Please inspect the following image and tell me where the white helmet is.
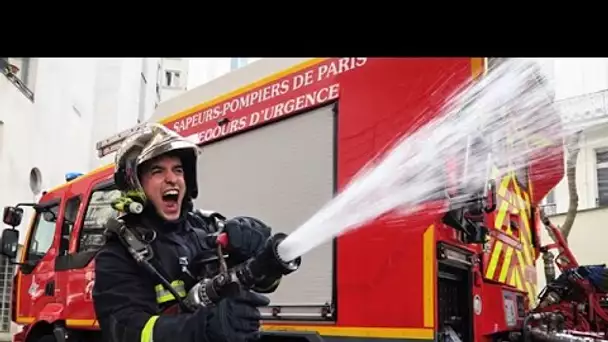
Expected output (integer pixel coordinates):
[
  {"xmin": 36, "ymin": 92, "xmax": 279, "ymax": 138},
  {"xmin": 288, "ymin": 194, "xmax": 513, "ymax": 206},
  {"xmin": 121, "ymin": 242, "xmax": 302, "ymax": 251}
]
[{"xmin": 113, "ymin": 123, "xmax": 200, "ymax": 204}]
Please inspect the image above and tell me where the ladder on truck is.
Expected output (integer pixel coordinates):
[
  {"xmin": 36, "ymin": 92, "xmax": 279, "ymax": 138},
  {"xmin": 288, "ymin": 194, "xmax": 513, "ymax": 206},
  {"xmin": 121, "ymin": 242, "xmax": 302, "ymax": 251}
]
[
  {"xmin": 96, "ymin": 122, "xmax": 149, "ymax": 158},
  {"xmin": 96, "ymin": 123, "xmax": 335, "ymax": 322}
]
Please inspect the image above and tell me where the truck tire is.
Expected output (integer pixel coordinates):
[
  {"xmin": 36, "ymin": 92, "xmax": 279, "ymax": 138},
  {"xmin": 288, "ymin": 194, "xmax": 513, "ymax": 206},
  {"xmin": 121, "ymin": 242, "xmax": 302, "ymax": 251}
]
[{"xmin": 36, "ymin": 335, "xmax": 56, "ymax": 342}]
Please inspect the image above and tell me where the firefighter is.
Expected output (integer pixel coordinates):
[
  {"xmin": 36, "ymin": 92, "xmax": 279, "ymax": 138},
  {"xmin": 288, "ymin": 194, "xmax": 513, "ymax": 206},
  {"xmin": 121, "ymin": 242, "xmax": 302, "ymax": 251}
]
[{"xmin": 92, "ymin": 123, "xmax": 275, "ymax": 342}]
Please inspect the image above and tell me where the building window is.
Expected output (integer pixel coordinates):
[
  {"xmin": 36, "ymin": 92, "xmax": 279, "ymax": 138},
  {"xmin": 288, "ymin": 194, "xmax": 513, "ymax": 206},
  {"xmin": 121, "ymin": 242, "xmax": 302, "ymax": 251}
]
[
  {"xmin": 597, "ymin": 149, "xmax": 608, "ymax": 207},
  {"xmin": 6, "ymin": 58, "xmax": 32, "ymax": 86},
  {"xmin": 542, "ymin": 189, "xmax": 557, "ymax": 215},
  {"xmin": 0, "ymin": 57, "xmax": 35, "ymax": 101},
  {"xmin": 230, "ymin": 58, "xmax": 248, "ymax": 71},
  {"xmin": 164, "ymin": 70, "xmax": 181, "ymax": 88},
  {"xmin": 545, "ymin": 190, "xmax": 556, "ymax": 205}
]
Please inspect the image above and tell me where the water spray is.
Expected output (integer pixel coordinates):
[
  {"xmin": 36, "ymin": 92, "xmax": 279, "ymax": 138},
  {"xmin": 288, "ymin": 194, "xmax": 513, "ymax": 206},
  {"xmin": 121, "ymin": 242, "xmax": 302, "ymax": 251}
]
[
  {"xmin": 156, "ymin": 58, "xmax": 568, "ymax": 312},
  {"xmin": 275, "ymin": 58, "xmax": 566, "ymax": 263}
]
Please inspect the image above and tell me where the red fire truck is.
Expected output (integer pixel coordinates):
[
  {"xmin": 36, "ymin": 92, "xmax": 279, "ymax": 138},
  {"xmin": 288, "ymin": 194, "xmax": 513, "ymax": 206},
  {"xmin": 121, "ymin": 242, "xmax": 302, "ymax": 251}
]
[{"xmin": 0, "ymin": 57, "xmax": 566, "ymax": 342}]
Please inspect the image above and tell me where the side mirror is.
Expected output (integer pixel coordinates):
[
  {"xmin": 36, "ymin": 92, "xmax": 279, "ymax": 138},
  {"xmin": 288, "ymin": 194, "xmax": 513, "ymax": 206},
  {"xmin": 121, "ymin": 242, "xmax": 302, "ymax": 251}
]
[
  {"xmin": 3, "ymin": 206, "xmax": 23, "ymax": 227},
  {"xmin": 0, "ymin": 228, "xmax": 19, "ymax": 259},
  {"xmin": 43, "ymin": 211, "xmax": 56, "ymax": 222}
]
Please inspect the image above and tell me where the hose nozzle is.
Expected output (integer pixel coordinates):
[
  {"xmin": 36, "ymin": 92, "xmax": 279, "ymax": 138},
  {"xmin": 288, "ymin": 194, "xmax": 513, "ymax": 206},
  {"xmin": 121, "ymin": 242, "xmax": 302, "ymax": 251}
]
[
  {"xmin": 247, "ymin": 232, "xmax": 302, "ymax": 279},
  {"xmin": 184, "ymin": 232, "xmax": 302, "ymax": 309}
]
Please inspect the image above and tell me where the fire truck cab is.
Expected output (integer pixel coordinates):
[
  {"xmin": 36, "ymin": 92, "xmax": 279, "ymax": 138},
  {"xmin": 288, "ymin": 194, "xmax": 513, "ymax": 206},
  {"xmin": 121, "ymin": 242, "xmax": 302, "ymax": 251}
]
[{"xmin": 0, "ymin": 57, "xmax": 564, "ymax": 342}]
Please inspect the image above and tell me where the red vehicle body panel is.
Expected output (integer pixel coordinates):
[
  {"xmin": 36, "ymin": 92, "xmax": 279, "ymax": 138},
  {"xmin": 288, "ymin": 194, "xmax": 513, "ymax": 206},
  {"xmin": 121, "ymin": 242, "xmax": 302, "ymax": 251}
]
[
  {"xmin": 14, "ymin": 168, "xmax": 114, "ymax": 332},
  {"xmin": 11, "ymin": 57, "xmax": 564, "ymax": 342}
]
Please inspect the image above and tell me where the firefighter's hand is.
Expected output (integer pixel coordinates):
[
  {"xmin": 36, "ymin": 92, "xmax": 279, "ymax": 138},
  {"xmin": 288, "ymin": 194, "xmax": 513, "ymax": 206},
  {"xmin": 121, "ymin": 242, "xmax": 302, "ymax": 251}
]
[
  {"xmin": 207, "ymin": 289, "xmax": 270, "ymax": 342},
  {"xmin": 223, "ymin": 216, "xmax": 271, "ymax": 261}
]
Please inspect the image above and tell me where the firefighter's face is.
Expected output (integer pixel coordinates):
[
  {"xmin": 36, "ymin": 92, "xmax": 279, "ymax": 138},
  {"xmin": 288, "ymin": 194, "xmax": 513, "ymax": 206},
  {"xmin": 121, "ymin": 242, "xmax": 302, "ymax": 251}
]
[{"xmin": 139, "ymin": 155, "xmax": 186, "ymax": 221}]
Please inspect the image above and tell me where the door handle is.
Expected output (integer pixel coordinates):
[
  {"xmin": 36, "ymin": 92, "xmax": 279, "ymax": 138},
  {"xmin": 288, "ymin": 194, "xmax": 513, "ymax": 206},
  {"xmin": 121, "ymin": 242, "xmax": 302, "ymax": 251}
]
[{"xmin": 45, "ymin": 280, "xmax": 55, "ymax": 296}]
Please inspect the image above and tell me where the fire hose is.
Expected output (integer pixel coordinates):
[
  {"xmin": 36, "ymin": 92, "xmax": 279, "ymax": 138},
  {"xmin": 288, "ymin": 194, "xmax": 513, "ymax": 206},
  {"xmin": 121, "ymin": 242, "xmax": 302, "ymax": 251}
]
[
  {"xmin": 528, "ymin": 329, "xmax": 608, "ymax": 342},
  {"xmin": 519, "ymin": 213, "xmax": 608, "ymax": 342},
  {"xmin": 523, "ymin": 313, "xmax": 608, "ymax": 342}
]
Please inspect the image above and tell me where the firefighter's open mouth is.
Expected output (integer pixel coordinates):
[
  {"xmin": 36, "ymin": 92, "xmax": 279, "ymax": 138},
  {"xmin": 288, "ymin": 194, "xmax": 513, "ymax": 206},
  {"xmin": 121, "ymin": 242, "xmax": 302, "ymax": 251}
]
[{"xmin": 161, "ymin": 189, "xmax": 180, "ymax": 206}]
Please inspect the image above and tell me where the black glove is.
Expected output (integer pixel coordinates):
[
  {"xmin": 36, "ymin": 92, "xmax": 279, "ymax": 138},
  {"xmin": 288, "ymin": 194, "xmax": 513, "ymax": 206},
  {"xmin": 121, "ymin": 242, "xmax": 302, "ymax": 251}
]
[
  {"xmin": 207, "ymin": 289, "xmax": 270, "ymax": 342},
  {"xmin": 224, "ymin": 216, "xmax": 271, "ymax": 262},
  {"xmin": 224, "ymin": 217, "xmax": 282, "ymax": 294}
]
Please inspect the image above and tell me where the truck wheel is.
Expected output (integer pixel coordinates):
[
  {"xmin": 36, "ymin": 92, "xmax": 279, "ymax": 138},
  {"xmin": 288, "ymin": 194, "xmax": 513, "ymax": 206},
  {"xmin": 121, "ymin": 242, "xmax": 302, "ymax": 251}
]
[{"xmin": 36, "ymin": 335, "xmax": 56, "ymax": 342}]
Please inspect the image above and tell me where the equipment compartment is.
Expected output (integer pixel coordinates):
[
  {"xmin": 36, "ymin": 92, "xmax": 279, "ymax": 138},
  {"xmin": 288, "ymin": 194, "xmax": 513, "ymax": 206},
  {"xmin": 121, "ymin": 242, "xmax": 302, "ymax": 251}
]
[{"xmin": 437, "ymin": 243, "xmax": 474, "ymax": 342}]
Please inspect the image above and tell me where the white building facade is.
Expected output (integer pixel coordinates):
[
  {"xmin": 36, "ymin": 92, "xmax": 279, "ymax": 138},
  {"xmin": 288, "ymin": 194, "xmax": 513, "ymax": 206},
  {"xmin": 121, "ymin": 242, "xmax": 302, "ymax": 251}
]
[
  {"xmin": 533, "ymin": 58, "xmax": 608, "ymax": 291},
  {"xmin": 0, "ymin": 57, "xmax": 162, "ymax": 339},
  {"xmin": 186, "ymin": 57, "xmax": 261, "ymax": 89},
  {"xmin": 156, "ymin": 58, "xmax": 189, "ymax": 103},
  {"xmin": 538, "ymin": 58, "xmax": 608, "ymax": 213}
]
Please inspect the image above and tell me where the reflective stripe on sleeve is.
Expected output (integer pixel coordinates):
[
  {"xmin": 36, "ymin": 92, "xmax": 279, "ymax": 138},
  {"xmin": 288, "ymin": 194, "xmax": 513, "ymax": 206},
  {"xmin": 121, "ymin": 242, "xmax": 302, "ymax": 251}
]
[
  {"xmin": 141, "ymin": 315, "xmax": 159, "ymax": 342},
  {"xmin": 154, "ymin": 280, "xmax": 187, "ymax": 304}
]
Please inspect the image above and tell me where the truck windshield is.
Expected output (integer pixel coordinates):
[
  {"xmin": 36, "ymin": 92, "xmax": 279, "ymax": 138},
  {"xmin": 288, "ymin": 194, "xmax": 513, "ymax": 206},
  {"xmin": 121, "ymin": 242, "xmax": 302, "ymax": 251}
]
[{"xmin": 25, "ymin": 204, "xmax": 60, "ymax": 264}]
